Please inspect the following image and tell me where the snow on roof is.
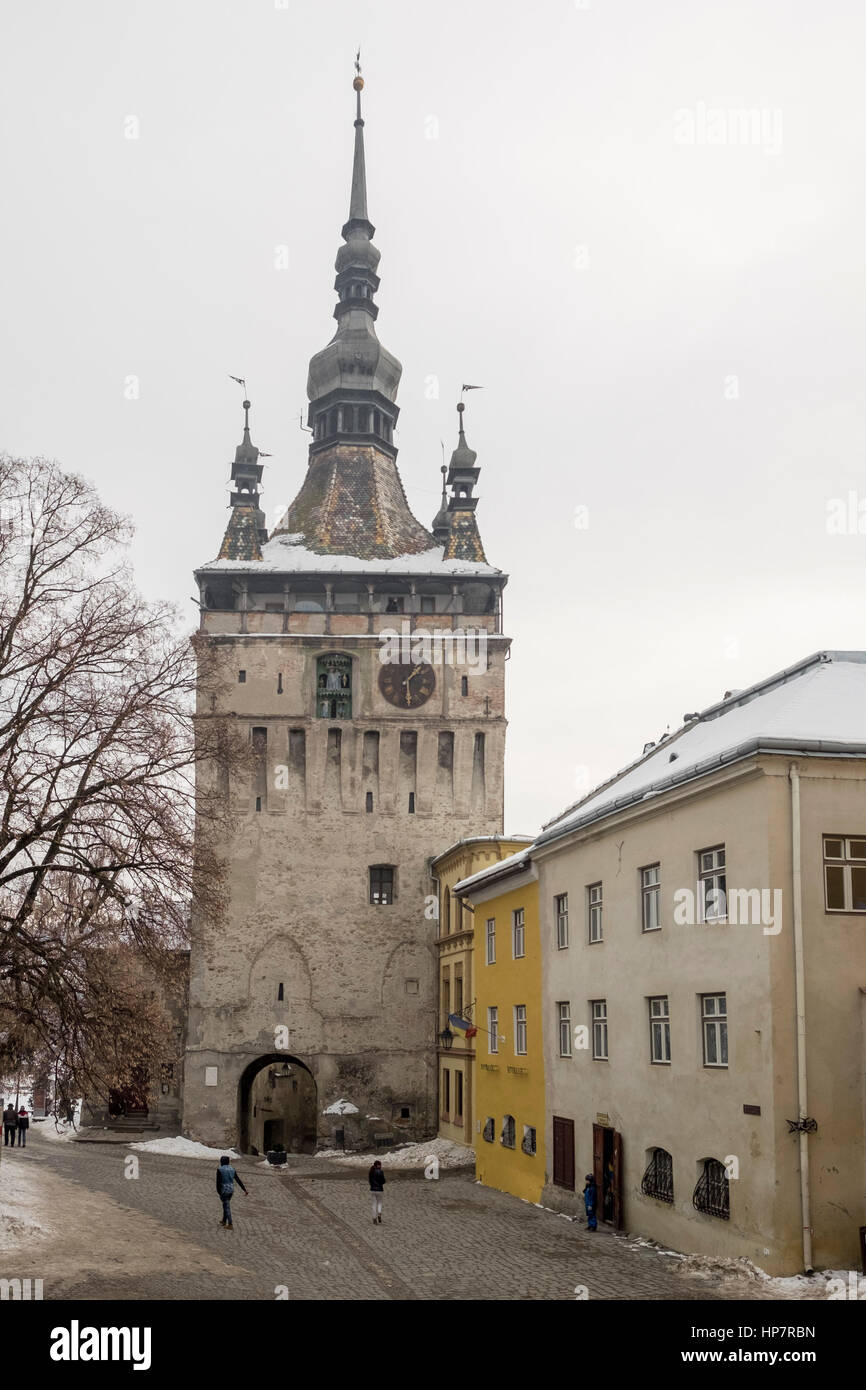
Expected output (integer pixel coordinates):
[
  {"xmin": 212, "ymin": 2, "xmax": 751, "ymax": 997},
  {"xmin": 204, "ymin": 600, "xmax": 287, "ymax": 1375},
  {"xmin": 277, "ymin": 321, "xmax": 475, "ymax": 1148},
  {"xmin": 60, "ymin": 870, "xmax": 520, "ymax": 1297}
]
[
  {"xmin": 538, "ymin": 652, "xmax": 866, "ymax": 848},
  {"xmin": 431, "ymin": 833, "xmax": 534, "ymax": 867},
  {"xmin": 199, "ymin": 533, "xmax": 503, "ymax": 579},
  {"xmin": 454, "ymin": 846, "xmax": 532, "ymax": 895}
]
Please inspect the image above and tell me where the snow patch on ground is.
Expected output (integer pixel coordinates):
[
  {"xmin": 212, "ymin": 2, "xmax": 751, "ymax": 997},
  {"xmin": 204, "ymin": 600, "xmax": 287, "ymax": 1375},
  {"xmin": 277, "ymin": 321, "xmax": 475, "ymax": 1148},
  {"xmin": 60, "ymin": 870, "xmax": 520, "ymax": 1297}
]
[
  {"xmin": 317, "ymin": 1136, "xmax": 473, "ymax": 1168},
  {"xmin": 128, "ymin": 1136, "xmax": 238, "ymax": 1160},
  {"xmin": 623, "ymin": 1236, "xmax": 856, "ymax": 1299},
  {"xmin": 0, "ymin": 1163, "xmax": 54, "ymax": 1246},
  {"xmin": 676, "ymin": 1252, "xmax": 855, "ymax": 1298},
  {"xmin": 32, "ymin": 1119, "xmax": 83, "ymax": 1142}
]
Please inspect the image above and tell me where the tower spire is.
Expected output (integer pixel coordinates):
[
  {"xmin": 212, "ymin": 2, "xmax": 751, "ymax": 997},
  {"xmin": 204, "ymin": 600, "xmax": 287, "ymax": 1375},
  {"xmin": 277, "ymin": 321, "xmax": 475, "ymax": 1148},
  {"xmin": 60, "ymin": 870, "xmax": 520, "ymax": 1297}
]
[
  {"xmin": 303, "ymin": 60, "xmax": 406, "ymax": 473},
  {"xmin": 346, "ymin": 51, "xmax": 371, "ymax": 232},
  {"xmin": 218, "ymin": 393, "xmax": 268, "ymax": 562},
  {"xmin": 443, "ymin": 400, "xmax": 487, "ymax": 562},
  {"xmin": 432, "ymin": 463, "xmax": 450, "ymax": 543}
]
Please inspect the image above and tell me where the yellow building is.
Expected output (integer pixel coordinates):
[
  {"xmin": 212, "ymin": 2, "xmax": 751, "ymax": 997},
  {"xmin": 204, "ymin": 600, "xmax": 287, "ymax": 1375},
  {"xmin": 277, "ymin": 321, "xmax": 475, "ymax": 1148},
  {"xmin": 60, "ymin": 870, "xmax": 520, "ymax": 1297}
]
[
  {"xmin": 454, "ymin": 849, "xmax": 545, "ymax": 1203},
  {"xmin": 432, "ymin": 837, "xmax": 532, "ymax": 1148}
]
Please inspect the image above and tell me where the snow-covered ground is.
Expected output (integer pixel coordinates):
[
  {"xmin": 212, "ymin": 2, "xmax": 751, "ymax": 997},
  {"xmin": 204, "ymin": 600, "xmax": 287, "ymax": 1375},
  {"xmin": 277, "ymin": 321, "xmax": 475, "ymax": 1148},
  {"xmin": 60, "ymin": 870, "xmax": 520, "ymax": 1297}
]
[
  {"xmin": 622, "ymin": 1235, "xmax": 855, "ymax": 1298},
  {"xmin": 0, "ymin": 1157, "xmax": 55, "ymax": 1248},
  {"xmin": 31, "ymin": 1118, "xmax": 82, "ymax": 1143},
  {"xmin": 128, "ymin": 1136, "xmax": 238, "ymax": 1160},
  {"xmin": 316, "ymin": 1136, "xmax": 474, "ymax": 1168}
]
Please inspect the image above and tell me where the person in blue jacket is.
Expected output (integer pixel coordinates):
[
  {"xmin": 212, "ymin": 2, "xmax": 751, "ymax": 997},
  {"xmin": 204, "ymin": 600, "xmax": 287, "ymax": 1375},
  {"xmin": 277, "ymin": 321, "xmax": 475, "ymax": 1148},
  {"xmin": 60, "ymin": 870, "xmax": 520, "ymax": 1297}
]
[
  {"xmin": 583, "ymin": 1173, "xmax": 598, "ymax": 1231},
  {"xmin": 216, "ymin": 1155, "xmax": 248, "ymax": 1230}
]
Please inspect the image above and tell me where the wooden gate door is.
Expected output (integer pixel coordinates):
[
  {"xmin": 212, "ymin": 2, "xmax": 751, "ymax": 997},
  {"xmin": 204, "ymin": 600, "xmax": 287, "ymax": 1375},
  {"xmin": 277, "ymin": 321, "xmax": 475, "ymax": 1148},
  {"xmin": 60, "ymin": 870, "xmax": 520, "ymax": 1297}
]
[
  {"xmin": 592, "ymin": 1122, "xmax": 605, "ymax": 1192},
  {"xmin": 612, "ymin": 1129, "xmax": 624, "ymax": 1230},
  {"xmin": 552, "ymin": 1116, "xmax": 575, "ymax": 1190}
]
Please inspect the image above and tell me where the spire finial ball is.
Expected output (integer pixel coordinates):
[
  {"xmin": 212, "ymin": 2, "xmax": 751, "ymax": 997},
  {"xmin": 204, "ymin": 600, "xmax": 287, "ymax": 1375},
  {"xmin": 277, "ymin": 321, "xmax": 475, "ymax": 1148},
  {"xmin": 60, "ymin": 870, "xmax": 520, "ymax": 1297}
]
[
  {"xmin": 353, "ymin": 75, "xmax": 364, "ymax": 91},
  {"xmin": 242, "ymin": 400, "xmax": 251, "ymax": 410},
  {"xmin": 457, "ymin": 401, "xmax": 465, "ymax": 414}
]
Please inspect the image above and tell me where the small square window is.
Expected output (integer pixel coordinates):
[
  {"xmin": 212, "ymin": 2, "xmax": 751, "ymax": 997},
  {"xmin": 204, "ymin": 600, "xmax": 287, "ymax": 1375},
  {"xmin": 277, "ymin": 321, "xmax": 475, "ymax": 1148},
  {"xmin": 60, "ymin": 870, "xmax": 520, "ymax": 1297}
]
[{"xmin": 405, "ymin": 978, "xmax": 419, "ymax": 994}]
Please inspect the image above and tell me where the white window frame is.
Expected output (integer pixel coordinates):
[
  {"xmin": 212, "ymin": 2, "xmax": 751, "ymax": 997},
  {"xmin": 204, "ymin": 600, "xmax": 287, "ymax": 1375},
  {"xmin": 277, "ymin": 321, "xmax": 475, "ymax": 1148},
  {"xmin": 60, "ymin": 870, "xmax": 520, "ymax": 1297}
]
[
  {"xmin": 823, "ymin": 835, "xmax": 866, "ymax": 913},
  {"xmin": 587, "ymin": 882, "xmax": 603, "ymax": 943},
  {"xmin": 487, "ymin": 1005, "xmax": 498, "ymax": 1055},
  {"xmin": 649, "ymin": 995, "xmax": 671, "ymax": 1064},
  {"xmin": 698, "ymin": 845, "xmax": 727, "ymax": 923},
  {"xmin": 555, "ymin": 893, "xmax": 569, "ymax": 949},
  {"xmin": 591, "ymin": 999, "xmax": 608, "ymax": 1060},
  {"xmin": 701, "ymin": 993, "xmax": 728, "ymax": 1068},
  {"xmin": 641, "ymin": 863, "xmax": 661, "ymax": 932},
  {"xmin": 486, "ymin": 917, "xmax": 496, "ymax": 964},
  {"xmin": 512, "ymin": 907, "xmax": 525, "ymax": 959},
  {"xmin": 557, "ymin": 1001, "xmax": 572, "ymax": 1057},
  {"xmin": 514, "ymin": 1004, "xmax": 527, "ymax": 1056}
]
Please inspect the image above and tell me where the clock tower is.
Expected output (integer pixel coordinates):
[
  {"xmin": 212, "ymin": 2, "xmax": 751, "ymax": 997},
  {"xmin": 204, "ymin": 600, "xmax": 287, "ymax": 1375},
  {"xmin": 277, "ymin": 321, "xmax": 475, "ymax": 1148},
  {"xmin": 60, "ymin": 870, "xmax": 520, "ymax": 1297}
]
[{"xmin": 183, "ymin": 69, "xmax": 510, "ymax": 1152}]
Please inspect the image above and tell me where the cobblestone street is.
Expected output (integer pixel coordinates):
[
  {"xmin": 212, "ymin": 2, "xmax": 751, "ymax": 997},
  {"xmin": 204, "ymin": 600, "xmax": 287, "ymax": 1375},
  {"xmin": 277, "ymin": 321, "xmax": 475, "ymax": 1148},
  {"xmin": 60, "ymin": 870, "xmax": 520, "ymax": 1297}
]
[{"xmin": 0, "ymin": 1130, "xmax": 825, "ymax": 1302}]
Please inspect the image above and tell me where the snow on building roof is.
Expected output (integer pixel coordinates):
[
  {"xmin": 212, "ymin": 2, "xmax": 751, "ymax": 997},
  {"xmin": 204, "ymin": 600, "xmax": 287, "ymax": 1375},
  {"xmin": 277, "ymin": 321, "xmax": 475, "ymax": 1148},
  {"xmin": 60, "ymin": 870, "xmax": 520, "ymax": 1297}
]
[
  {"xmin": 431, "ymin": 834, "xmax": 534, "ymax": 868},
  {"xmin": 537, "ymin": 651, "xmax": 866, "ymax": 849},
  {"xmin": 454, "ymin": 846, "xmax": 533, "ymax": 896},
  {"xmin": 198, "ymin": 532, "xmax": 503, "ymax": 579}
]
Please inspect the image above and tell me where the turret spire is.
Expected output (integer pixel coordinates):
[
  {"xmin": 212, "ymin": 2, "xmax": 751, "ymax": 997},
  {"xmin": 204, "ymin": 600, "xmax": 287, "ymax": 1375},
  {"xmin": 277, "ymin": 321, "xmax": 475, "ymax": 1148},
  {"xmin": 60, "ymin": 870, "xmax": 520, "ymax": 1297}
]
[
  {"xmin": 443, "ymin": 401, "xmax": 487, "ymax": 562},
  {"xmin": 218, "ymin": 393, "xmax": 269, "ymax": 562},
  {"xmin": 432, "ymin": 463, "xmax": 450, "ymax": 543}
]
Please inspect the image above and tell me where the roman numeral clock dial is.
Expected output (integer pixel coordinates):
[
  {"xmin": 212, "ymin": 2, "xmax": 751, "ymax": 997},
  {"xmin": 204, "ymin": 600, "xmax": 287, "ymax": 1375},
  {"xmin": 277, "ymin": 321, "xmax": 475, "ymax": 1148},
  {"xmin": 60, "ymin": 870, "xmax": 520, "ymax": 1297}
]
[{"xmin": 378, "ymin": 661, "xmax": 436, "ymax": 708}]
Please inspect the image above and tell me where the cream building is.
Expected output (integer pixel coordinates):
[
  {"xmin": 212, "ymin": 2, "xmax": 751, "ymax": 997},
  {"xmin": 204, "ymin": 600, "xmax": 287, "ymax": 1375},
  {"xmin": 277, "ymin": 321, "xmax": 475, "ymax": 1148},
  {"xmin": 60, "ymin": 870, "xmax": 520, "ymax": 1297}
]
[
  {"xmin": 535, "ymin": 650, "xmax": 866, "ymax": 1275},
  {"xmin": 182, "ymin": 73, "xmax": 510, "ymax": 1152}
]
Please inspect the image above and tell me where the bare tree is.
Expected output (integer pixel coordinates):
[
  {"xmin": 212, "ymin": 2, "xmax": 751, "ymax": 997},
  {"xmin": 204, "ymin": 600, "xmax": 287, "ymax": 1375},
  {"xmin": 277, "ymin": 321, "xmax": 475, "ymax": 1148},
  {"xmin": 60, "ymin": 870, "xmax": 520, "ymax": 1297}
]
[{"xmin": 0, "ymin": 453, "xmax": 235, "ymax": 1112}]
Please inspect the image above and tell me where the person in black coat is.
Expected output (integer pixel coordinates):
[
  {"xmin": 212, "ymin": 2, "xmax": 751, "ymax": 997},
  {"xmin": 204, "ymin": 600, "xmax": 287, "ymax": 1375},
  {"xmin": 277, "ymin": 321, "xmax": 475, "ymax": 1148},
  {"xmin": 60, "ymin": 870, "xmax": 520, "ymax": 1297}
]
[
  {"xmin": 2, "ymin": 1104, "xmax": 15, "ymax": 1146},
  {"xmin": 369, "ymin": 1160, "xmax": 386, "ymax": 1224},
  {"xmin": 16, "ymin": 1108, "xmax": 29, "ymax": 1147}
]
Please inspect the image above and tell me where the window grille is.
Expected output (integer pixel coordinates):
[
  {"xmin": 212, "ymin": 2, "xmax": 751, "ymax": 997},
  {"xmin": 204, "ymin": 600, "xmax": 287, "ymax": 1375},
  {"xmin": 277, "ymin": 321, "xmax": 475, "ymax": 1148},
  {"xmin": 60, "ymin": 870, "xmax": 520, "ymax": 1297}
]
[
  {"xmin": 693, "ymin": 1158, "xmax": 730, "ymax": 1220},
  {"xmin": 641, "ymin": 1147, "xmax": 674, "ymax": 1204}
]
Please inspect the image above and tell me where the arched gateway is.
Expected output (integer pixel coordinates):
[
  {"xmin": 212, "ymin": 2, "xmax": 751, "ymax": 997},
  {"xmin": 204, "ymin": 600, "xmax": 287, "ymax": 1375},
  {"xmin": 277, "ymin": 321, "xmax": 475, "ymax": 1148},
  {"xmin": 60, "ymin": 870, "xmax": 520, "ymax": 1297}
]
[{"xmin": 238, "ymin": 1055, "xmax": 317, "ymax": 1155}]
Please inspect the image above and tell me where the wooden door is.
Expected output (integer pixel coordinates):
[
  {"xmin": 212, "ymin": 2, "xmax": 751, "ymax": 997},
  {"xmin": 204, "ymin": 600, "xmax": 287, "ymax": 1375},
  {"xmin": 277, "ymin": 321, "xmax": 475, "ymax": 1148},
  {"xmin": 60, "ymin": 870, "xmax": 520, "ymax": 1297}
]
[
  {"xmin": 612, "ymin": 1129, "xmax": 624, "ymax": 1229},
  {"xmin": 592, "ymin": 1122, "xmax": 605, "ymax": 1192},
  {"xmin": 552, "ymin": 1116, "xmax": 575, "ymax": 1190}
]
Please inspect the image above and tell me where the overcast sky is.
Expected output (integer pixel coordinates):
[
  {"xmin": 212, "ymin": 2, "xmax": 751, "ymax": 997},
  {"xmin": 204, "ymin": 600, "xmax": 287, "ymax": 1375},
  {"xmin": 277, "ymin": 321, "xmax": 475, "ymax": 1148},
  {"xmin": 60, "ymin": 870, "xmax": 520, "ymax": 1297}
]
[{"xmin": 2, "ymin": 0, "xmax": 865, "ymax": 834}]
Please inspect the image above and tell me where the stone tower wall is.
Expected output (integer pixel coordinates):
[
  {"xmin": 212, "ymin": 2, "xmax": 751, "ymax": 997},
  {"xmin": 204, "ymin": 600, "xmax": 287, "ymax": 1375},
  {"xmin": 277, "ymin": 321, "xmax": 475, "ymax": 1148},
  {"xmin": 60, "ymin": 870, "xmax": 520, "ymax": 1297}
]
[{"xmin": 183, "ymin": 618, "xmax": 508, "ymax": 1150}]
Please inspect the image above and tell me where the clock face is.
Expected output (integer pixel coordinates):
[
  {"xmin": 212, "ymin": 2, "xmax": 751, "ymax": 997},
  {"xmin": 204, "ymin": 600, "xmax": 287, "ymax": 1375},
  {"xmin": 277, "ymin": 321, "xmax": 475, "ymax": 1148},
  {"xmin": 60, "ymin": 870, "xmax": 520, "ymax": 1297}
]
[{"xmin": 378, "ymin": 661, "xmax": 436, "ymax": 709}]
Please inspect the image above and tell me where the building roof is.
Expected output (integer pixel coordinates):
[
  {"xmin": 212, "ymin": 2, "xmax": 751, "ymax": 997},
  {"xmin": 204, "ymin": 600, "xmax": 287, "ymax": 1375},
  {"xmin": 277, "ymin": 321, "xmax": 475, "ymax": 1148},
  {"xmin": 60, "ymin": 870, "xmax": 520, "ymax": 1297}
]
[
  {"xmin": 431, "ymin": 834, "xmax": 534, "ymax": 870},
  {"xmin": 454, "ymin": 846, "xmax": 533, "ymax": 896},
  {"xmin": 198, "ymin": 531, "xmax": 503, "ymax": 578},
  {"xmin": 536, "ymin": 651, "xmax": 866, "ymax": 850}
]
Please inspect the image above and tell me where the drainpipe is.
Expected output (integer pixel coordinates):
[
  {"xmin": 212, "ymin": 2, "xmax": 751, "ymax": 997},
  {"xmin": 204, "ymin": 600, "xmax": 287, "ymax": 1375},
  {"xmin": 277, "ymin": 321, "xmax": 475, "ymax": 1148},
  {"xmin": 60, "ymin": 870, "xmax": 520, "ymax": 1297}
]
[{"xmin": 789, "ymin": 763, "xmax": 813, "ymax": 1273}]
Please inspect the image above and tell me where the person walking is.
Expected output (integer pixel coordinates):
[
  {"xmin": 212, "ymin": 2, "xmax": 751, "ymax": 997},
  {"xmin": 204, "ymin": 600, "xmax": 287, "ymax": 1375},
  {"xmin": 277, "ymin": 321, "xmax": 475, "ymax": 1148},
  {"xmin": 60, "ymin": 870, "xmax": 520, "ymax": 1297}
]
[
  {"xmin": 4, "ymin": 1103, "xmax": 17, "ymax": 1146},
  {"xmin": 583, "ymin": 1173, "xmax": 598, "ymax": 1231},
  {"xmin": 215, "ymin": 1155, "xmax": 247, "ymax": 1230},
  {"xmin": 369, "ymin": 1159, "xmax": 386, "ymax": 1224},
  {"xmin": 16, "ymin": 1107, "xmax": 29, "ymax": 1148}
]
